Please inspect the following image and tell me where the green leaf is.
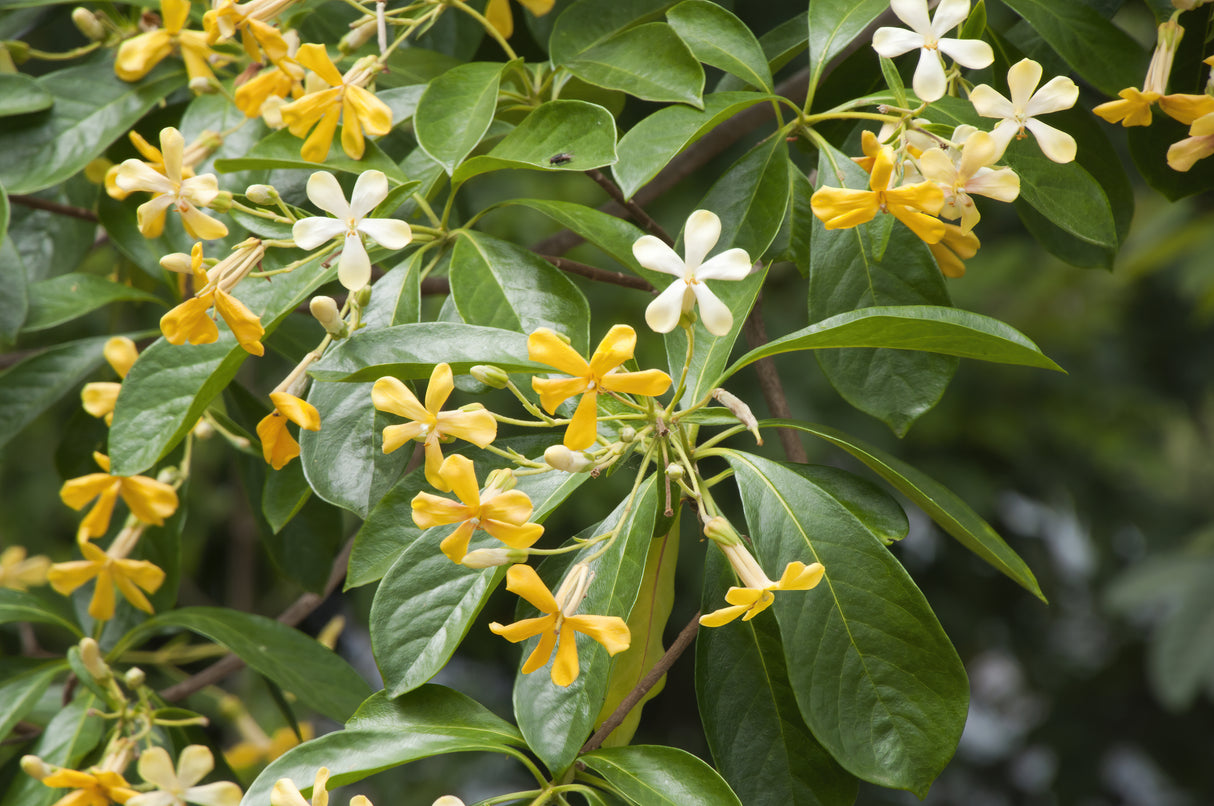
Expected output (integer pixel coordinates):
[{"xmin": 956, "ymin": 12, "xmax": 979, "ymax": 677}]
[
  {"xmin": 667, "ymin": 0, "xmax": 772, "ymax": 91},
  {"xmin": 514, "ymin": 479, "xmax": 658, "ymax": 774},
  {"xmin": 714, "ymin": 12, "xmax": 808, "ymax": 93},
  {"xmin": 698, "ymin": 137, "xmax": 790, "ymax": 259},
  {"xmin": 114, "ymin": 607, "xmax": 371, "ymax": 722},
  {"xmin": 807, "ymin": 0, "xmax": 888, "ymax": 100},
  {"xmin": 261, "ymin": 488, "xmax": 345, "ymax": 593},
  {"xmin": 1000, "ymin": 0, "xmax": 1146, "ymax": 97},
  {"xmin": 698, "ymin": 549, "xmax": 858, "ymax": 806},
  {"xmin": 0, "ymin": 589, "xmax": 82, "ymax": 636},
  {"xmin": 580, "ymin": 745, "xmax": 743, "ymax": 806},
  {"xmin": 1006, "ymin": 138, "xmax": 1118, "ymax": 249},
  {"xmin": 0, "ymin": 335, "xmax": 109, "ymax": 452},
  {"xmin": 0, "ymin": 235, "xmax": 28, "ymax": 345},
  {"xmin": 0, "ymin": 55, "xmax": 183, "ymax": 195},
  {"xmin": 450, "ymin": 231, "xmax": 591, "ymax": 353},
  {"xmin": 213, "ymin": 129, "xmax": 407, "ymax": 181},
  {"xmin": 613, "ymin": 92, "xmax": 775, "ymax": 199},
  {"xmin": 0, "ymin": 695, "xmax": 104, "ymax": 806},
  {"xmin": 109, "ymin": 255, "xmax": 336, "ymax": 476},
  {"xmin": 240, "ymin": 686, "xmax": 523, "ymax": 806},
  {"xmin": 496, "ymin": 198, "xmax": 649, "ymax": 276},
  {"xmin": 0, "ymin": 664, "xmax": 62, "ymax": 744},
  {"xmin": 309, "ymin": 323, "xmax": 546, "ymax": 383},
  {"xmin": 0, "ymin": 73, "xmax": 54, "ymax": 117},
  {"xmin": 809, "ymin": 143, "xmax": 957, "ymax": 436},
  {"xmin": 261, "ymin": 459, "xmax": 311, "ymax": 533},
  {"xmin": 414, "ymin": 62, "xmax": 504, "ymax": 175},
  {"xmin": 22, "ymin": 273, "xmax": 164, "ymax": 332},
  {"xmin": 725, "ymin": 452, "xmax": 969, "ymax": 796},
  {"xmin": 348, "ymin": 436, "xmax": 587, "ymax": 588},
  {"xmin": 453, "ymin": 100, "xmax": 618, "ymax": 183}
]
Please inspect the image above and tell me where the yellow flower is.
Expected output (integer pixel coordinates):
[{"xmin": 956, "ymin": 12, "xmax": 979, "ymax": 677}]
[
  {"xmin": 810, "ymin": 145, "xmax": 946, "ymax": 244},
  {"xmin": 234, "ymin": 30, "xmax": 304, "ymax": 120},
  {"xmin": 203, "ymin": 0, "xmax": 296, "ymax": 60},
  {"xmin": 1168, "ymin": 111, "xmax": 1214, "ymax": 171},
  {"xmin": 256, "ymin": 392, "xmax": 321, "ymax": 470},
  {"xmin": 115, "ymin": 0, "xmax": 218, "ymax": 85},
  {"xmin": 224, "ymin": 722, "xmax": 314, "ymax": 771},
  {"xmin": 928, "ymin": 222, "xmax": 980, "ymax": 278},
  {"xmin": 916, "ymin": 129, "xmax": 1019, "ymax": 234},
  {"xmin": 39, "ymin": 767, "xmax": 139, "ymax": 806},
  {"xmin": 489, "ymin": 563, "xmax": 630, "ymax": 687},
  {"xmin": 699, "ymin": 532, "xmax": 825, "ymax": 627},
  {"xmin": 1094, "ymin": 18, "xmax": 1198, "ymax": 128},
  {"xmin": 160, "ymin": 241, "xmax": 266, "ymax": 356},
  {"xmin": 127, "ymin": 746, "xmax": 242, "ymax": 806},
  {"xmin": 528, "ymin": 326, "xmax": 672, "ymax": 451},
  {"xmin": 279, "ymin": 46, "xmax": 392, "ymax": 162},
  {"xmin": 82, "ymin": 337, "xmax": 140, "ymax": 425},
  {"xmin": 372, "ymin": 363, "xmax": 497, "ymax": 491},
  {"xmin": 59, "ymin": 453, "xmax": 179, "ymax": 541},
  {"xmin": 0, "ymin": 546, "xmax": 51, "ymax": 591},
  {"xmin": 113, "ymin": 127, "xmax": 228, "ymax": 240},
  {"xmin": 411, "ymin": 455, "xmax": 543, "ymax": 563},
  {"xmin": 47, "ymin": 541, "xmax": 166, "ymax": 621},
  {"xmin": 484, "ymin": 0, "xmax": 554, "ymax": 39},
  {"xmin": 271, "ymin": 767, "xmax": 330, "ymax": 806}
]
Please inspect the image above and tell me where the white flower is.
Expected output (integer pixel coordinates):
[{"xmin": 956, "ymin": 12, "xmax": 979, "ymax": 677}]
[
  {"xmin": 916, "ymin": 129, "xmax": 1019, "ymax": 233},
  {"xmin": 872, "ymin": 0, "xmax": 993, "ymax": 103},
  {"xmin": 292, "ymin": 170, "xmax": 413, "ymax": 291},
  {"xmin": 127, "ymin": 746, "xmax": 242, "ymax": 806},
  {"xmin": 632, "ymin": 210, "xmax": 751, "ymax": 337},
  {"xmin": 969, "ymin": 58, "xmax": 1079, "ymax": 163}
]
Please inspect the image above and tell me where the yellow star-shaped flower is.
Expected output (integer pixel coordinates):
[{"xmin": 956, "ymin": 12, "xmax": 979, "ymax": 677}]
[
  {"xmin": 256, "ymin": 392, "xmax": 322, "ymax": 470},
  {"xmin": 279, "ymin": 46, "xmax": 392, "ymax": 162},
  {"xmin": 59, "ymin": 453, "xmax": 179, "ymax": 541},
  {"xmin": 47, "ymin": 541, "xmax": 166, "ymax": 621},
  {"xmin": 159, "ymin": 241, "xmax": 266, "ymax": 356}
]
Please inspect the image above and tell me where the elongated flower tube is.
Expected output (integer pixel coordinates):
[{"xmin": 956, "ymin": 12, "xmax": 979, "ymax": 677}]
[
  {"xmin": 59, "ymin": 453, "xmax": 179, "ymax": 540},
  {"xmin": 916, "ymin": 130, "xmax": 1019, "ymax": 233},
  {"xmin": 529, "ymin": 325, "xmax": 672, "ymax": 450},
  {"xmin": 411, "ymin": 455, "xmax": 543, "ymax": 563},
  {"xmin": 115, "ymin": 0, "xmax": 218, "ymax": 85},
  {"xmin": 372, "ymin": 363, "xmax": 497, "ymax": 491},
  {"xmin": 489, "ymin": 563, "xmax": 630, "ymax": 687},
  {"xmin": 113, "ymin": 127, "xmax": 228, "ymax": 240},
  {"xmin": 47, "ymin": 540, "xmax": 166, "ymax": 621},
  {"xmin": 872, "ymin": 0, "xmax": 993, "ymax": 102},
  {"xmin": 292, "ymin": 170, "xmax": 412, "ymax": 290},
  {"xmin": 160, "ymin": 241, "xmax": 266, "ymax": 355},
  {"xmin": 810, "ymin": 145, "xmax": 946, "ymax": 243},
  {"xmin": 700, "ymin": 520, "xmax": 825, "ymax": 627},
  {"xmin": 633, "ymin": 210, "xmax": 752, "ymax": 336},
  {"xmin": 279, "ymin": 46, "xmax": 392, "ymax": 162},
  {"xmin": 969, "ymin": 59, "xmax": 1079, "ymax": 163}
]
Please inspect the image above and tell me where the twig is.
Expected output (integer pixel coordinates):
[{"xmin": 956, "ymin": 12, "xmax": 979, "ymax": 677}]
[
  {"xmin": 10, "ymin": 194, "xmax": 99, "ymax": 222},
  {"xmin": 420, "ymin": 275, "xmax": 450, "ymax": 295},
  {"xmin": 584, "ymin": 169, "xmax": 673, "ymax": 246},
  {"xmin": 158, "ymin": 537, "xmax": 355, "ymax": 702},
  {"xmin": 580, "ymin": 612, "xmax": 700, "ymax": 755},
  {"xmin": 742, "ymin": 297, "xmax": 807, "ymax": 463},
  {"xmin": 539, "ymin": 255, "xmax": 655, "ymax": 293}
]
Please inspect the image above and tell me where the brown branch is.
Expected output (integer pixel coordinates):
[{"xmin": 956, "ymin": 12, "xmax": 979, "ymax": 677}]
[
  {"xmin": 420, "ymin": 275, "xmax": 450, "ymax": 295},
  {"xmin": 580, "ymin": 611, "xmax": 701, "ymax": 755},
  {"xmin": 584, "ymin": 169, "xmax": 673, "ymax": 246},
  {"xmin": 158, "ymin": 537, "xmax": 355, "ymax": 702},
  {"xmin": 10, "ymin": 194, "xmax": 99, "ymax": 222},
  {"xmin": 742, "ymin": 297, "xmax": 807, "ymax": 464},
  {"xmin": 540, "ymin": 255, "xmax": 655, "ymax": 293}
]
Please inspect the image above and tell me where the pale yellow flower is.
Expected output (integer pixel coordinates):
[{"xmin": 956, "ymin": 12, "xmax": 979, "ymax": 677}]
[
  {"xmin": 38, "ymin": 767, "xmax": 139, "ymax": 806},
  {"xmin": 969, "ymin": 59, "xmax": 1079, "ymax": 163},
  {"xmin": 279, "ymin": 46, "xmax": 391, "ymax": 162},
  {"xmin": 127, "ymin": 746, "xmax": 242, "ymax": 806},
  {"xmin": 159, "ymin": 241, "xmax": 266, "ymax": 356},
  {"xmin": 271, "ymin": 768, "xmax": 329, "ymax": 806},
  {"xmin": 916, "ymin": 129, "xmax": 1019, "ymax": 234},
  {"xmin": 113, "ymin": 127, "xmax": 228, "ymax": 240},
  {"xmin": 0, "ymin": 546, "xmax": 51, "ymax": 591}
]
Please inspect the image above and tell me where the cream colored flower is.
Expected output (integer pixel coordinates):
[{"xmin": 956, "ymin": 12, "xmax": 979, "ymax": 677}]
[
  {"xmin": 916, "ymin": 129, "xmax": 1019, "ymax": 233},
  {"xmin": 113, "ymin": 127, "xmax": 228, "ymax": 240},
  {"xmin": 969, "ymin": 59, "xmax": 1079, "ymax": 163},
  {"xmin": 271, "ymin": 768, "xmax": 329, "ymax": 806},
  {"xmin": 872, "ymin": 0, "xmax": 993, "ymax": 102},
  {"xmin": 128, "ymin": 746, "xmax": 242, "ymax": 806}
]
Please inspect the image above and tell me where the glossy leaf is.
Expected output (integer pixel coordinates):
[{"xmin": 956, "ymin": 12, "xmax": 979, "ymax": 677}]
[
  {"xmin": 112, "ymin": 607, "xmax": 372, "ymax": 722},
  {"xmin": 309, "ymin": 323, "xmax": 546, "ymax": 383},
  {"xmin": 0, "ymin": 236, "xmax": 27, "ymax": 346},
  {"xmin": 0, "ymin": 589, "xmax": 82, "ymax": 636},
  {"xmin": 22, "ymin": 273, "xmax": 163, "ymax": 333},
  {"xmin": 807, "ymin": 0, "xmax": 888, "ymax": 98},
  {"xmin": 0, "ymin": 335, "xmax": 109, "ymax": 452},
  {"xmin": 580, "ymin": 745, "xmax": 743, "ymax": 806},
  {"xmin": 0, "ymin": 56, "xmax": 183, "ymax": 195},
  {"xmin": 667, "ymin": 0, "xmax": 772, "ymax": 91},
  {"xmin": 450, "ymin": 231, "xmax": 591, "ymax": 353},
  {"xmin": 698, "ymin": 549, "xmax": 859, "ymax": 806},
  {"xmin": 0, "ymin": 664, "xmax": 61, "ymax": 744},
  {"xmin": 1006, "ymin": 139, "xmax": 1118, "ymax": 249},
  {"xmin": 0, "ymin": 73, "xmax": 53, "ymax": 117},
  {"xmin": 213, "ymin": 129, "xmax": 407, "ymax": 181},
  {"xmin": 514, "ymin": 479, "xmax": 658, "ymax": 774},
  {"xmin": 725, "ymin": 452, "xmax": 969, "ymax": 796},
  {"xmin": 414, "ymin": 62, "xmax": 503, "ymax": 175},
  {"xmin": 454, "ymin": 100, "xmax": 618, "ymax": 183},
  {"xmin": 241, "ymin": 686, "xmax": 524, "ymax": 806},
  {"xmin": 495, "ymin": 198, "xmax": 650, "ymax": 277},
  {"xmin": 716, "ymin": 11, "xmax": 808, "ymax": 93},
  {"xmin": 0, "ymin": 695, "xmax": 104, "ymax": 806},
  {"xmin": 613, "ymin": 92, "xmax": 776, "ymax": 199}
]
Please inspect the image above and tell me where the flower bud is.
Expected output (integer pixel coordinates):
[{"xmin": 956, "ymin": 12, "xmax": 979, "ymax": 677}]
[
  {"xmin": 340, "ymin": 18, "xmax": 378, "ymax": 53},
  {"xmin": 703, "ymin": 515, "xmax": 742, "ymax": 547},
  {"xmin": 432, "ymin": 798, "xmax": 466, "ymax": 806},
  {"xmin": 460, "ymin": 548, "xmax": 528, "ymax": 568},
  {"xmin": 5, "ymin": 40, "xmax": 31, "ymax": 64},
  {"xmin": 712, "ymin": 388, "xmax": 763, "ymax": 446},
  {"xmin": 84, "ymin": 157, "xmax": 113, "ymax": 185},
  {"xmin": 664, "ymin": 462, "xmax": 685, "ymax": 480},
  {"xmin": 21, "ymin": 756, "xmax": 53, "ymax": 781},
  {"xmin": 191, "ymin": 418, "xmax": 215, "ymax": 439},
  {"xmin": 79, "ymin": 637, "xmax": 111, "ymax": 681},
  {"xmin": 544, "ymin": 444, "xmax": 592, "ymax": 473},
  {"xmin": 470, "ymin": 365, "xmax": 509, "ymax": 389},
  {"xmin": 103, "ymin": 337, "xmax": 139, "ymax": 379},
  {"xmin": 208, "ymin": 190, "xmax": 234, "ymax": 213},
  {"xmin": 123, "ymin": 667, "xmax": 146, "ymax": 688},
  {"xmin": 353, "ymin": 286, "xmax": 372, "ymax": 307},
  {"xmin": 618, "ymin": 426, "xmax": 636, "ymax": 443},
  {"xmin": 189, "ymin": 76, "xmax": 217, "ymax": 94},
  {"xmin": 245, "ymin": 184, "xmax": 279, "ymax": 205},
  {"xmin": 309, "ymin": 295, "xmax": 348, "ymax": 338},
  {"xmin": 260, "ymin": 96, "xmax": 287, "ymax": 129},
  {"xmin": 483, "ymin": 468, "xmax": 517, "ymax": 494},
  {"xmin": 72, "ymin": 8, "xmax": 106, "ymax": 41}
]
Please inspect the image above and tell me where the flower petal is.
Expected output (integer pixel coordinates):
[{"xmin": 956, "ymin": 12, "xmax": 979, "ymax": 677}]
[
  {"xmin": 871, "ymin": 26, "xmax": 924, "ymax": 58},
  {"xmin": 270, "ymin": 392, "xmax": 321, "ymax": 431},
  {"xmin": 931, "ymin": 0, "xmax": 970, "ymax": 35},
  {"xmin": 304, "ymin": 171, "xmax": 350, "ymax": 218},
  {"xmin": 338, "ymin": 232, "xmax": 372, "ymax": 290},
  {"xmin": 968, "ymin": 84, "xmax": 1014, "ymax": 119},
  {"xmin": 1025, "ymin": 75, "xmax": 1079, "ymax": 117},
  {"xmin": 136, "ymin": 747, "xmax": 179, "ymax": 791},
  {"xmin": 424, "ymin": 362, "xmax": 454, "ymax": 414},
  {"xmin": 504, "ymin": 563, "xmax": 558, "ymax": 613},
  {"xmin": 411, "ymin": 491, "xmax": 472, "ymax": 528},
  {"xmin": 1024, "ymin": 118, "xmax": 1077, "ymax": 163},
  {"xmin": 532, "ymin": 376, "xmax": 589, "ymax": 415},
  {"xmin": 565, "ymin": 614, "xmax": 630, "ymax": 655},
  {"xmin": 587, "ymin": 324, "xmax": 637, "ymax": 378},
  {"xmin": 695, "ymin": 248, "xmax": 752, "ymax": 281},
  {"xmin": 490, "ymin": 613, "xmax": 554, "ymax": 644},
  {"xmin": 119, "ymin": 475, "xmax": 179, "ymax": 525},
  {"xmin": 482, "ymin": 519, "xmax": 544, "ymax": 549},
  {"xmin": 522, "ymin": 626, "xmax": 559, "ymax": 675},
  {"xmin": 631, "ymin": 235, "xmax": 685, "ymax": 277},
  {"xmin": 938, "ymin": 36, "xmax": 993, "ymax": 70},
  {"xmin": 358, "ymin": 218, "xmax": 412, "ymax": 250},
  {"xmin": 184, "ymin": 782, "xmax": 243, "ymax": 806},
  {"xmin": 890, "ymin": 0, "xmax": 932, "ymax": 35},
  {"xmin": 1005, "ymin": 58, "xmax": 1043, "ymax": 107},
  {"xmin": 214, "ymin": 290, "xmax": 266, "ymax": 356},
  {"xmin": 699, "ymin": 603, "xmax": 749, "ymax": 627},
  {"xmin": 690, "ymin": 283, "xmax": 733, "ymax": 337},
  {"xmin": 294, "ymin": 43, "xmax": 343, "ymax": 87},
  {"xmin": 436, "ymin": 408, "xmax": 497, "ymax": 447},
  {"xmin": 528, "ymin": 328, "xmax": 589, "ymax": 377},
  {"xmin": 911, "ymin": 47, "xmax": 947, "ymax": 102},
  {"xmin": 292, "ymin": 216, "xmax": 346, "ymax": 250},
  {"xmin": 550, "ymin": 622, "xmax": 580, "ymax": 686},
  {"xmin": 372, "ymin": 376, "xmax": 430, "ymax": 421},
  {"xmin": 563, "ymin": 390, "xmax": 600, "ymax": 450},
  {"xmin": 438, "ymin": 454, "xmax": 480, "ymax": 507},
  {"xmin": 176, "ymin": 745, "xmax": 216, "ymax": 788},
  {"xmin": 645, "ymin": 279, "xmax": 689, "ymax": 334},
  {"xmin": 682, "ymin": 209, "xmax": 721, "ymax": 270}
]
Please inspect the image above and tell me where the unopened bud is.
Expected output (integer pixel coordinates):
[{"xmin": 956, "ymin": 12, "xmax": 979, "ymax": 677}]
[
  {"xmin": 21, "ymin": 756, "xmax": 53, "ymax": 781},
  {"xmin": 103, "ymin": 337, "xmax": 139, "ymax": 378},
  {"xmin": 461, "ymin": 548, "xmax": 528, "ymax": 568},
  {"xmin": 79, "ymin": 637, "xmax": 111, "ymax": 681},
  {"xmin": 309, "ymin": 295, "xmax": 348, "ymax": 337},
  {"xmin": 188, "ymin": 76, "xmax": 217, "ymax": 94},
  {"xmin": 72, "ymin": 8, "xmax": 106, "ymax": 41},
  {"xmin": 191, "ymin": 418, "xmax": 215, "ymax": 439},
  {"xmin": 5, "ymin": 41, "xmax": 31, "ymax": 64},
  {"xmin": 712, "ymin": 388, "xmax": 763, "ymax": 446},
  {"xmin": 432, "ymin": 798, "xmax": 467, "ymax": 806},
  {"xmin": 483, "ymin": 468, "xmax": 517, "ymax": 493},
  {"xmin": 260, "ymin": 96, "xmax": 287, "ymax": 129},
  {"xmin": 618, "ymin": 426, "xmax": 636, "ymax": 443},
  {"xmin": 664, "ymin": 462, "xmax": 685, "ymax": 480},
  {"xmin": 353, "ymin": 286, "xmax": 372, "ymax": 307},
  {"xmin": 703, "ymin": 515, "xmax": 742, "ymax": 547},
  {"xmin": 317, "ymin": 615, "xmax": 345, "ymax": 649},
  {"xmin": 123, "ymin": 667, "xmax": 146, "ymax": 688},
  {"xmin": 84, "ymin": 157, "xmax": 113, "ymax": 185},
  {"xmin": 470, "ymin": 365, "xmax": 509, "ymax": 388},
  {"xmin": 544, "ymin": 444, "xmax": 592, "ymax": 473},
  {"xmin": 208, "ymin": 190, "xmax": 233, "ymax": 213},
  {"xmin": 245, "ymin": 184, "xmax": 278, "ymax": 205},
  {"xmin": 340, "ymin": 19, "xmax": 378, "ymax": 53}
]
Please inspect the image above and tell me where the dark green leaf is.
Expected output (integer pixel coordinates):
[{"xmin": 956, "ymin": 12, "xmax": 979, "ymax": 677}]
[
  {"xmin": 0, "ymin": 589, "xmax": 82, "ymax": 636},
  {"xmin": 714, "ymin": 12, "xmax": 808, "ymax": 93},
  {"xmin": 695, "ymin": 136, "xmax": 790, "ymax": 259},
  {"xmin": 0, "ymin": 236, "xmax": 28, "ymax": 345},
  {"xmin": 414, "ymin": 62, "xmax": 504, "ymax": 175},
  {"xmin": 0, "ymin": 695, "xmax": 104, "ymax": 806},
  {"xmin": 0, "ymin": 664, "xmax": 62, "ymax": 744},
  {"xmin": 559, "ymin": 23, "xmax": 704, "ymax": 106},
  {"xmin": 0, "ymin": 335, "xmax": 109, "ymax": 452},
  {"xmin": 725, "ymin": 452, "xmax": 969, "ymax": 796},
  {"xmin": 1006, "ymin": 138, "xmax": 1117, "ymax": 249},
  {"xmin": 112, "ymin": 607, "xmax": 372, "ymax": 722},
  {"xmin": 213, "ymin": 130, "xmax": 407, "ymax": 181},
  {"xmin": 667, "ymin": 0, "xmax": 772, "ymax": 91},
  {"xmin": 580, "ymin": 745, "xmax": 743, "ymax": 806},
  {"xmin": 262, "ymin": 459, "xmax": 312, "ymax": 534},
  {"xmin": 806, "ymin": 0, "xmax": 888, "ymax": 102},
  {"xmin": 22, "ymin": 273, "xmax": 163, "ymax": 333},
  {"xmin": 495, "ymin": 198, "xmax": 650, "ymax": 278},
  {"xmin": 0, "ymin": 73, "xmax": 53, "ymax": 117}
]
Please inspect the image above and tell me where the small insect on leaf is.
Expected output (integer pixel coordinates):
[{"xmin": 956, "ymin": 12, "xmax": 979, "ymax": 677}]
[{"xmin": 548, "ymin": 152, "xmax": 574, "ymax": 166}]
